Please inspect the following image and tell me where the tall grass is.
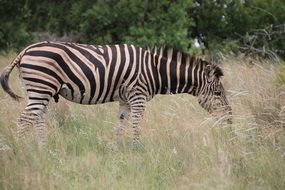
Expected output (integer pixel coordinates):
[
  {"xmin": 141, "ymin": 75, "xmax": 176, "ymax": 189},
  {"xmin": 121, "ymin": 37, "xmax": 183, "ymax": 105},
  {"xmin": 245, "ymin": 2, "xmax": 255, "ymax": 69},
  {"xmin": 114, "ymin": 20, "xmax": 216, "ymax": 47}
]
[{"xmin": 0, "ymin": 53, "xmax": 284, "ymax": 190}]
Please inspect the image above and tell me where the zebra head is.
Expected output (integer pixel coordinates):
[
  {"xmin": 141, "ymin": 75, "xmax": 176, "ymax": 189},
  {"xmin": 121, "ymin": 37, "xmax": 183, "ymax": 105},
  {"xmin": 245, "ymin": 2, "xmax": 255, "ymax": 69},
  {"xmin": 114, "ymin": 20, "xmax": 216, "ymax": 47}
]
[{"xmin": 197, "ymin": 63, "xmax": 232, "ymax": 124}]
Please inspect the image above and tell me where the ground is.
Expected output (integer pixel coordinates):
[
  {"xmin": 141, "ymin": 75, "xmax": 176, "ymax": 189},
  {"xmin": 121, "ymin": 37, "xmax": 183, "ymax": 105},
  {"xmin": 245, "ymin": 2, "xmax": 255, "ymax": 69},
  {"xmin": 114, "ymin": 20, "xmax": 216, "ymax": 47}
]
[{"xmin": 0, "ymin": 53, "xmax": 285, "ymax": 190}]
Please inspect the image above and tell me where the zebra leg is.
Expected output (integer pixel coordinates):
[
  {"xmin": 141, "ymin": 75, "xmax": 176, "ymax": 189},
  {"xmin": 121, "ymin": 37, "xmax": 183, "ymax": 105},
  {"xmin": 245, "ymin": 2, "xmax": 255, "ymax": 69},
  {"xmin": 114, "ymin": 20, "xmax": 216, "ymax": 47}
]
[
  {"xmin": 17, "ymin": 110, "xmax": 34, "ymax": 141},
  {"xmin": 33, "ymin": 105, "xmax": 48, "ymax": 148},
  {"xmin": 129, "ymin": 95, "xmax": 146, "ymax": 147},
  {"xmin": 115, "ymin": 101, "xmax": 130, "ymax": 137},
  {"xmin": 18, "ymin": 99, "xmax": 49, "ymax": 148}
]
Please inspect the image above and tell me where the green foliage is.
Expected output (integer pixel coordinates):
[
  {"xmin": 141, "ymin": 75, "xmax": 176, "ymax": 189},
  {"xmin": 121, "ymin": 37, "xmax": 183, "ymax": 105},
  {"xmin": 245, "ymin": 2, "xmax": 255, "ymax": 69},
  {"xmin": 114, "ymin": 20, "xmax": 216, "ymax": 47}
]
[
  {"xmin": 0, "ymin": 0, "xmax": 33, "ymax": 50},
  {"xmin": 189, "ymin": 0, "xmax": 285, "ymax": 57},
  {"xmin": 75, "ymin": 0, "xmax": 193, "ymax": 51},
  {"xmin": 0, "ymin": 0, "xmax": 284, "ymax": 57}
]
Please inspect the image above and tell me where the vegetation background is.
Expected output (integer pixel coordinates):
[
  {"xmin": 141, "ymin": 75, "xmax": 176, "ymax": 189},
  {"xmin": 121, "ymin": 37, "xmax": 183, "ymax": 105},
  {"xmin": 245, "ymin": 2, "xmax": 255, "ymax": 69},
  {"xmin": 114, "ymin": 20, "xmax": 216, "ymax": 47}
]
[
  {"xmin": 1, "ymin": 0, "xmax": 285, "ymax": 58},
  {"xmin": 0, "ymin": 0, "xmax": 285, "ymax": 189}
]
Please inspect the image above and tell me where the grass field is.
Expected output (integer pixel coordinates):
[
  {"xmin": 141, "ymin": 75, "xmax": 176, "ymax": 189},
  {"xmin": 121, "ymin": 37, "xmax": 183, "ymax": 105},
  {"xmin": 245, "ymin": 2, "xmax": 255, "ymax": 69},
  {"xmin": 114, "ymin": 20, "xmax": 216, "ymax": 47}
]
[{"xmin": 0, "ymin": 53, "xmax": 285, "ymax": 190}]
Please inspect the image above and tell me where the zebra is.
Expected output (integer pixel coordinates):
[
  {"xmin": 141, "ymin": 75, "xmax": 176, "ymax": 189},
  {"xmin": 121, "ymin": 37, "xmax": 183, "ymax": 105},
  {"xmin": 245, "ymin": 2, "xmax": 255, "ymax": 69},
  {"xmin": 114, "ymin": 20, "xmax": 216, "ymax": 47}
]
[{"xmin": 0, "ymin": 41, "xmax": 232, "ymax": 147}]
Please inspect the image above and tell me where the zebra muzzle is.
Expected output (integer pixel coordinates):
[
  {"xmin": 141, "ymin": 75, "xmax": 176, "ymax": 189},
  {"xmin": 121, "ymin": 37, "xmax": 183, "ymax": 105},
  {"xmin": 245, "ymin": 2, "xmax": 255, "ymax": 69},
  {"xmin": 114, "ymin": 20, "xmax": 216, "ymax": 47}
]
[{"xmin": 211, "ymin": 106, "xmax": 233, "ymax": 124}]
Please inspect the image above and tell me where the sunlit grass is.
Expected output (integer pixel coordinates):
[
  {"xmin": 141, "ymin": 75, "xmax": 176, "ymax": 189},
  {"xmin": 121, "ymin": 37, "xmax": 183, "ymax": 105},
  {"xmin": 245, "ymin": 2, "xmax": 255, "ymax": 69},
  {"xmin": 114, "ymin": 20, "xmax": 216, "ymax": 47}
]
[{"xmin": 0, "ymin": 53, "xmax": 284, "ymax": 190}]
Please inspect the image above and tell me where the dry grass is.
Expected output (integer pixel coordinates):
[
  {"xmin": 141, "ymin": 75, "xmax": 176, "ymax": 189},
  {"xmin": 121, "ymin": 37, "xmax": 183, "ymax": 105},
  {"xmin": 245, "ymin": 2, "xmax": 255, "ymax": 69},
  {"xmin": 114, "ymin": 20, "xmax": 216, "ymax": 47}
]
[{"xmin": 0, "ymin": 53, "xmax": 284, "ymax": 190}]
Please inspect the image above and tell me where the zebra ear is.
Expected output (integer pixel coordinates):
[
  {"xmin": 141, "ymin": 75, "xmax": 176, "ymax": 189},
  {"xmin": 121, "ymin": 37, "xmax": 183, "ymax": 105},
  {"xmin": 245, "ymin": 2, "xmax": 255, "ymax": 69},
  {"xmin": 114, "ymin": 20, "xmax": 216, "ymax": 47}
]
[{"xmin": 214, "ymin": 66, "xmax": 224, "ymax": 78}]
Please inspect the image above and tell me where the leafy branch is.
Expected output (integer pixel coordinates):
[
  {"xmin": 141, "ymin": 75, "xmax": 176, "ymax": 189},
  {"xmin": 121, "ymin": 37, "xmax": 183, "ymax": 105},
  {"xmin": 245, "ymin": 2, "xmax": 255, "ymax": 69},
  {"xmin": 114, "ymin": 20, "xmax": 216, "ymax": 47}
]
[{"xmin": 238, "ymin": 24, "xmax": 285, "ymax": 62}]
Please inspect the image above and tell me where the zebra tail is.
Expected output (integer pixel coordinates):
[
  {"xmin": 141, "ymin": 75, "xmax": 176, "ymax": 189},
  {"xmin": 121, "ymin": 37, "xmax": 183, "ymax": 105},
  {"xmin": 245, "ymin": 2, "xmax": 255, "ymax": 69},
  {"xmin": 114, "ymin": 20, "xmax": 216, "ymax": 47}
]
[{"xmin": 0, "ymin": 52, "xmax": 24, "ymax": 101}]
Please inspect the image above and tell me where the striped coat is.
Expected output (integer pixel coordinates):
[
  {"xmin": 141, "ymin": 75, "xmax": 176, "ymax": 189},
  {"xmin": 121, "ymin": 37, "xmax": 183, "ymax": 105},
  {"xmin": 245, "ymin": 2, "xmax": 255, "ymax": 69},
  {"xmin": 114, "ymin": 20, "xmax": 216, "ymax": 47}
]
[{"xmin": 0, "ymin": 41, "xmax": 232, "ymax": 147}]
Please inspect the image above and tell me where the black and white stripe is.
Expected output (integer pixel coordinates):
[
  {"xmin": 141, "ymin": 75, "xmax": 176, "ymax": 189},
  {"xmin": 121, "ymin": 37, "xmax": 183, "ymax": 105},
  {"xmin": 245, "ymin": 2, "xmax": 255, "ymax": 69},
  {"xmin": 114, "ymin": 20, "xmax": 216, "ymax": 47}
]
[{"xmin": 0, "ymin": 41, "xmax": 231, "ymax": 147}]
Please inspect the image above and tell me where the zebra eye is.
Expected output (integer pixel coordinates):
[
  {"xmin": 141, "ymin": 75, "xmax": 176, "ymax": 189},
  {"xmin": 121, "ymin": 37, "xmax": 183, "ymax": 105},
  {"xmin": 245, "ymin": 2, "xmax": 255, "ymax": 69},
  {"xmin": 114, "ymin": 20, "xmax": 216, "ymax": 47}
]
[{"xmin": 214, "ymin": 91, "xmax": 221, "ymax": 96}]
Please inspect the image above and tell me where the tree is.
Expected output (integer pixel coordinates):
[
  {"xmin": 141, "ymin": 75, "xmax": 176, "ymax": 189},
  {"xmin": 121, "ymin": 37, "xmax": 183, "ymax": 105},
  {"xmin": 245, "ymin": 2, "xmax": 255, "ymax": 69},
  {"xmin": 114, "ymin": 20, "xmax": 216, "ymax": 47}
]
[
  {"xmin": 0, "ymin": 0, "xmax": 32, "ymax": 50},
  {"xmin": 189, "ymin": 0, "xmax": 285, "ymax": 58},
  {"xmin": 0, "ymin": 0, "xmax": 284, "ymax": 58}
]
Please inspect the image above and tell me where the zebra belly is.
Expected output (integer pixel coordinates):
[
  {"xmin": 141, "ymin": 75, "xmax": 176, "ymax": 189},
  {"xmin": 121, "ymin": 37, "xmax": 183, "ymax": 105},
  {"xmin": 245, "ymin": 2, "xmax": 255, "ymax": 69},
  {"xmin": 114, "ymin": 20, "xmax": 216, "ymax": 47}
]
[
  {"xmin": 58, "ymin": 84, "xmax": 91, "ymax": 104},
  {"xmin": 58, "ymin": 83, "xmax": 122, "ymax": 105}
]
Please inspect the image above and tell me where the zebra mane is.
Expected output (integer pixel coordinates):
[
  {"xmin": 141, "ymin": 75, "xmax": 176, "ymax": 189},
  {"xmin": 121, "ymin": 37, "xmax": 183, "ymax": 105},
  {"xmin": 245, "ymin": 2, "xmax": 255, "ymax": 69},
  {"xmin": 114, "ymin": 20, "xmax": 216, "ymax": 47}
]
[
  {"xmin": 148, "ymin": 45, "xmax": 224, "ymax": 78},
  {"xmin": 147, "ymin": 45, "xmax": 189, "ymax": 60},
  {"xmin": 212, "ymin": 64, "xmax": 224, "ymax": 78}
]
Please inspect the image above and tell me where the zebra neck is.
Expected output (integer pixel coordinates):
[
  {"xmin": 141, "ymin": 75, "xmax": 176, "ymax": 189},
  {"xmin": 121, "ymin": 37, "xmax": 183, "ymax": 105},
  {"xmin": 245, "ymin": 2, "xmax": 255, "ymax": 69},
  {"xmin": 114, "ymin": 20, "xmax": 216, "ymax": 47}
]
[{"xmin": 153, "ymin": 48, "xmax": 204, "ymax": 96}]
